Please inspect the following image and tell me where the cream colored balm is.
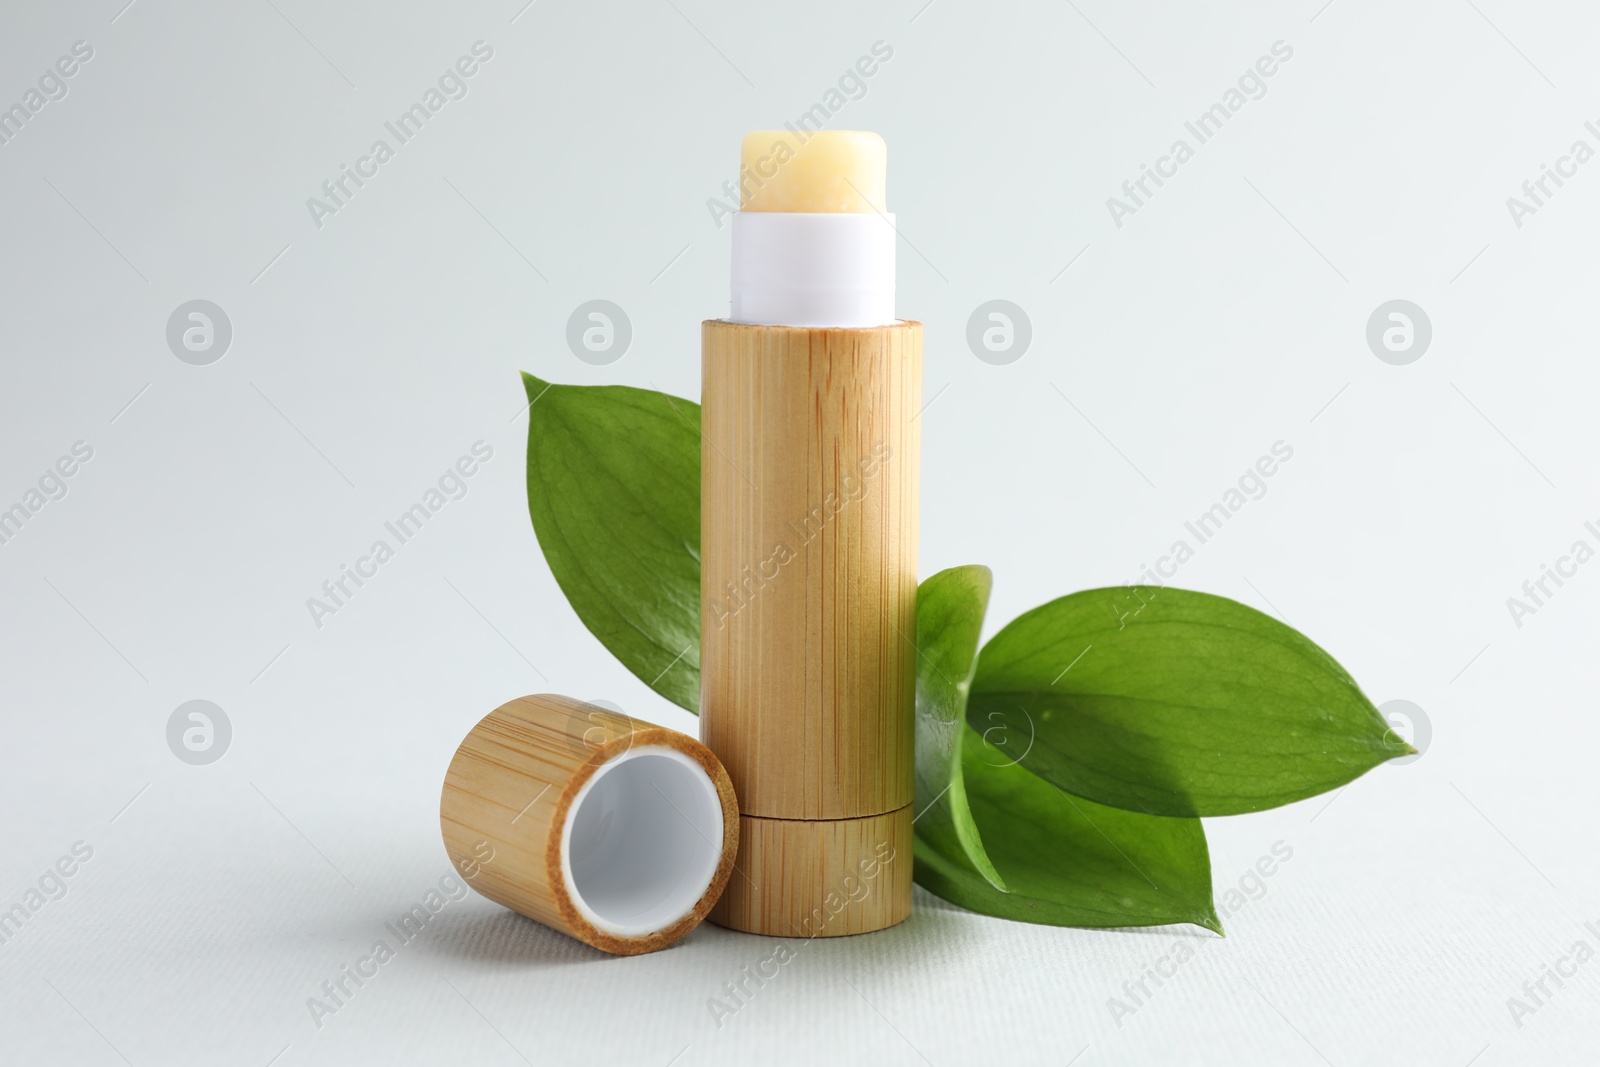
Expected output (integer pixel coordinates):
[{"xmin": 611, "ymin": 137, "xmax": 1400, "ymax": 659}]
[
  {"xmin": 702, "ymin": 131, "xmax": 919, "ymax": 937},
  {"xmin": 739, "ymin": 130, "xmax": 887, "ymax": 214}
]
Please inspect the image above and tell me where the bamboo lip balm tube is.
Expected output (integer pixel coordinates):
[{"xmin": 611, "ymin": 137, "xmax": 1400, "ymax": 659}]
[
  {"xmin": 702, "ymin": 130, "xmax": 919, "ymax": 936},
  {"xmin": 440, "ymin": 695, "xmax": 739, "ymax": 955}
]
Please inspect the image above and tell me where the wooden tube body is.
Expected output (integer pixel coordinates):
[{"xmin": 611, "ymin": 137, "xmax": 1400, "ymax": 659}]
[{"xmin": 700, "ymin": 320, "xmax": 920, "ymax": 935}]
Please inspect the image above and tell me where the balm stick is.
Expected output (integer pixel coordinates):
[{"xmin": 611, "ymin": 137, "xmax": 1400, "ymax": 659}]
[{"xmin": 702, "ymin": 130, "xmax": 919, "ymax": 936}]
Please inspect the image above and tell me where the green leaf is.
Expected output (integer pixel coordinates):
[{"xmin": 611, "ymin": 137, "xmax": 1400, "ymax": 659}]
[
  {"xmin": 521, "ymin": 372, "xmax": 702, "ymax": 711},
  {"xmin": 915, "ymin": 724, "xmax": 1221, "ymax": 933},
  {"xmin": 913, "ymin": 566, "xmax": 1005, "ymax": 891},
  {"xmin": 968, "ymin": 586, "xmax": 1415, "ymax": 817}
]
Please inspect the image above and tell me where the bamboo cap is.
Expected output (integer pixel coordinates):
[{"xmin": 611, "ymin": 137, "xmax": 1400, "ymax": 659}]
[{"xmin": 440, "ymin": 695, "xmax": 739, "ymax": 955}]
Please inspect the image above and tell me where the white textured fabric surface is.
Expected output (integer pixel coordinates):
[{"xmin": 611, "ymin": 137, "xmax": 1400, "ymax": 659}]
[{"xmin": 2, "ymin": 0, "xmax": 1596, "ymax": 1063}]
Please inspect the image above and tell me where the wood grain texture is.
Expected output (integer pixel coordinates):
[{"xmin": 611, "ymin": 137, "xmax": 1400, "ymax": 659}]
[
  {"xmin": 700, "ymin": 320, "xmax": 921, "ymax": 822},
  {"xmin": 709, "ymin": 805, "xmax": 913, "ymax": 936},
  {"xmin": 440, "ymin": 694, "xmax": 739, "ymax": 956}
]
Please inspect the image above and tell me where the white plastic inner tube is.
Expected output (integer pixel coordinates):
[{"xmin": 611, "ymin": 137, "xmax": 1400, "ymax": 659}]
[
  {"xmin": 560, "ymin": 745, "xmax": 725, "ymax": 939},
  {"xmin": 730, "ymin": 211, "xmax": 897, "ymax": 328}
]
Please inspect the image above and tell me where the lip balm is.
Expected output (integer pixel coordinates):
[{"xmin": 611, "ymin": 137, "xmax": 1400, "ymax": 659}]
[{"xmin": 701, "ymin": 130, "xmax": 919, "ymax": 936}]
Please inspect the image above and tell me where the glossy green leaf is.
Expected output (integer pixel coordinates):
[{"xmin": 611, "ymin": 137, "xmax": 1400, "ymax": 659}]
[
  {"xmin": 521, "ymin": 372, "xmax": 701, "ymax": 711},
  {"xmin": 968, "ymin": 586, "xmax": 1414, "ymax": 817},
  {"xmin": 915, "ymin": 724, "xmax": 1221, "ymax": 933},
  {"xmin": 912, "ymin": 565, "xmax": 1005, "ymax": 891}
]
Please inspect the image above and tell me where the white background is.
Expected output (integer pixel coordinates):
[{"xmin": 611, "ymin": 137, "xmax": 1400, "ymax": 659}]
[{"xmin": 1, "ymin": 0, "xmax": 1596, "ymax": 1064}]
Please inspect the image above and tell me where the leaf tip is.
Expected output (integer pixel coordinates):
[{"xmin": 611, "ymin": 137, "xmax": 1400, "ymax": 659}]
[
  {"xmin": 521, "ymin": 370, "xmax": 551, "ymax": 400},
  {"xmin": 1200, "ymin": 911, "xmax": 1226, "ymax": 937},
  {"xmin": 1376, "ymin": 725, "xmax": 1419, "ymax": 763}
]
